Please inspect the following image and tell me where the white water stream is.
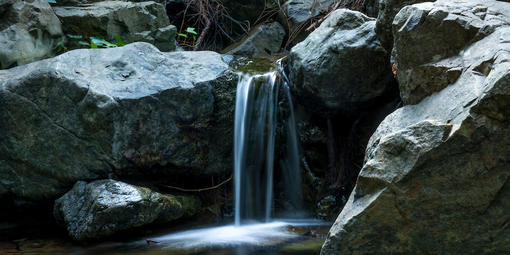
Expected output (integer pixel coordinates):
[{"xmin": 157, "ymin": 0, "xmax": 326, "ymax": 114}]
[{"xmin": 138, "ymin": 67, "xmax": 318, "ymax": 251}]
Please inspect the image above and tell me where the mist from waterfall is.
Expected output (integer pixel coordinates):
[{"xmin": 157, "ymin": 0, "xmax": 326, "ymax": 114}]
[{"xmin": 234, "ymin": 66, "xmax": 303, "ymax": 226}]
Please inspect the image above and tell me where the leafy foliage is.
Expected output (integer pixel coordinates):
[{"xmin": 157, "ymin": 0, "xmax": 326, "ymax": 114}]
[{"xmin": 57, "ymin": 34, "xmax": 126, "ymax": 53}]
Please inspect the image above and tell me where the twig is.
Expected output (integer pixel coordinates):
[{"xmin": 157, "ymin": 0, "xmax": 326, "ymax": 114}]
[
  {"xmin": 194, "ymin": 11, "xmax": 211, "ymax": 50},
  {"xmin": 160, "ymin": 175, "xmax": 232, "ymax": 192}
]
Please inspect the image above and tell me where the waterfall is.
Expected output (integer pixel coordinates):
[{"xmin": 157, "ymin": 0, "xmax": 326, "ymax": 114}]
[{"xmin": 234, "ymin": 65, "xmax": 303, "ymax": 226}]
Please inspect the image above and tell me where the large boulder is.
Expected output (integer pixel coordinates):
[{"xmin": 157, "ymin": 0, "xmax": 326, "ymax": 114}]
[
  {"xmin": 0, "ymin": 0, "xmax": 64, "ymax": 69},
  {"xmin": 223, "ymin": 22, "xmax": 286, "ymax": 57},
  {"xmin": 322, "ymin": 0, "xmax": 510, "ymax": 254},
  {"xmin": 288, "ymin": 9, "xmax": 393, "ymax": 113},
  {"xmin": 393, "ymin": 0, "xmax": 508, "ymax": 104},
  {"xmin": 375, "ymin": 0, "xmax": 433, "ymax": 51},
  {"xmin": 54, "ymin": 1, "xmax": 177, "ymax": 51},
  {"xmin": 0, "ymin": 42, "xmax": 236, "ymax": 206},
  {"xmin": 54, "ymin": 179, "xmax": 200, "ymax": 241}
]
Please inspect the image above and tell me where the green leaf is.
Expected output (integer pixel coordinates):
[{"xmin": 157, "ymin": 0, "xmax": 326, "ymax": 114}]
[
  {"xmin": 90, "ymin": 40, "xmax": 98, "ymax": 48},
  {"xmin": 47, "ymin": 0, "xmax": 56, "ymax": 3},
  {"xmin": 66, "ymin": 34, "xmax": 83, "ymax": 39},
  {"xmin": 78, "ymin": 41, "xmax": 90, "ymax": 46},
  {"xmin": 90, "ymin": 36, "xmax": 117, "ymax": 48},
  {"xmin": 114, "ymin": 35, "xmax": 126, "ymax": 46},
  {"xmin": 186, "ymin": 27, "xmax": 197, "ymax": 35},
  {"xmin": 177, "ymin": 33, "xmax": 188, "ymax": 38}
]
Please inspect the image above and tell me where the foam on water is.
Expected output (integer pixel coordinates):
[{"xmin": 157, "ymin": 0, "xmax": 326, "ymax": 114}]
[{"xmin": 150, "ymin": 220, "xmax": 327, "ymax": 249}]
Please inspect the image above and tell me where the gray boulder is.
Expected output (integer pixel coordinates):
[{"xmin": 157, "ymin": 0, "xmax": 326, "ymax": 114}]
[
  {"xmin": 0, "ymin": 0, "xmax": 64, "ymax": 69},
  {"xmin": 282, "ymin": 0, "xmax": 336, "ymax": 25},
  {"xmin": 288, "ymin": 9, "xmax": 392, "ymax": 113},
  {"xmin": 393, "ymin": 0, "xmax": 508, "ymax": 104},
  {"xmin": 375, "ymin": 0, "xmax": 433, "ymax": 51},
  {"xmin": 54, "ymin": 1, "xmax": 177, "ymax": 51},
  {"xmin": 0, "ymin": 42, "xmax": 235, "ymax": 206},
  {"xmin": 54, "ymin": 179, "xmax": 200, "ymax": 241},
  {"xmin": 223, "ymin": 22, "xmax": 286, "ymax": 57},
  {"xmin": 322, "ymin": 1, "xmax": 510, "ymax": 254},
  {"xmin": 279, "ymin": 0, "xmax": 336, "ymax": 45}
]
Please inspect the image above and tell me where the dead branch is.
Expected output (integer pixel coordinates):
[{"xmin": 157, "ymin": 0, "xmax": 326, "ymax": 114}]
[
  {"xmin": 194, "ymin": 10, "xmax": 211, "ymax": 50},
  {"xmin": 160, "ymin": 175, "xmax": 232, "ymax": 192}
]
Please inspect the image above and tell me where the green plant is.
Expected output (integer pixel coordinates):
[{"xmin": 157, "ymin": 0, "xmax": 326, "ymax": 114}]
[
  {"xmin": 90, "ymin": 36, "xmax": 124, "ymax": 48},
  {"xmin": 177, "ymin": 27, "xmax": 198, "ymax": 48},
  {"xmin": 56, "ymin": 34, "xmax": 126, "ymax": 54},
  {"xmin": 69, "ymin": 34, "xmax": 125, "ymax": 48}
]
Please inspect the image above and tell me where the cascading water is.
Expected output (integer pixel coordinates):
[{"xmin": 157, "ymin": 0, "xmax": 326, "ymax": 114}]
[
  {"xmin": 279, "ymin": 74, "xmax": 304, "ymax": 217},
  {"xmin": 234, "ymin": 63, "xmax": 303, "ymax": 225},
  {"xmin": 109, "ymin": 61, "xmax": 330, "ymax": 254},
  {"xmin": 234, "ymin": 72, "xmax": 278, "ymax": 225}
]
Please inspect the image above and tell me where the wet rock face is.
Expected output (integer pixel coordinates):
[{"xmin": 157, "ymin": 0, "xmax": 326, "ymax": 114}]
[
  {"xmin": 0, "ymin": 0, "xmax": 64, "ymax": 69},
  {"xmin": 322, "ymin": 0, "xmax": 510, "ymax": 254},
  {"xmin": 223, "ymin": 22, "xmax": 286, "ymax": 57},
  {"xmin": 54, "ymin": 179, "xmax": 200, "ymax": 241},
  {"xmin": 0, "ymin": 43, "xmax": 236, "ymax": 205},
  {"xmin": 288, "ymin": 9, "xmax": 393, "ymax": 113},
  {"xmin": 54, "ymin": 1, "xmax": 177, "ymax": 51}
]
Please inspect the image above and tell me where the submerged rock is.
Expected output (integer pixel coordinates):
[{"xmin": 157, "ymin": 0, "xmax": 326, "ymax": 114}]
[
  {"xmin": 54, "ymin": 179, "xmax": 200, "ymax": 241},
  {"xmin": 0, "ymin": 42, "xmax": 235, "ymax": 206},
  {"xmin": 54, "ymin": 1, "xmax": 177, "ymax": 51},
  {"xmin": 288, "ymin": 9, "xmax": 393, "ymax": 113},
  {"xmin": 223, "ymin": 22, "xmax": 286, "ymax": 57},
  {"xmin": 0, "ymin": 0, "xmax": 64, "ymax": 69},
  {"xmin": 322, "ymin": 0, "xmax": 510, "ymax": 254}
]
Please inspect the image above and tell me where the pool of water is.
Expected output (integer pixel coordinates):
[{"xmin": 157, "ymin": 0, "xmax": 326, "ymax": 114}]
[{"xmin": 1, "ymin": 219, "xmax": 331, "ymax": 255}]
